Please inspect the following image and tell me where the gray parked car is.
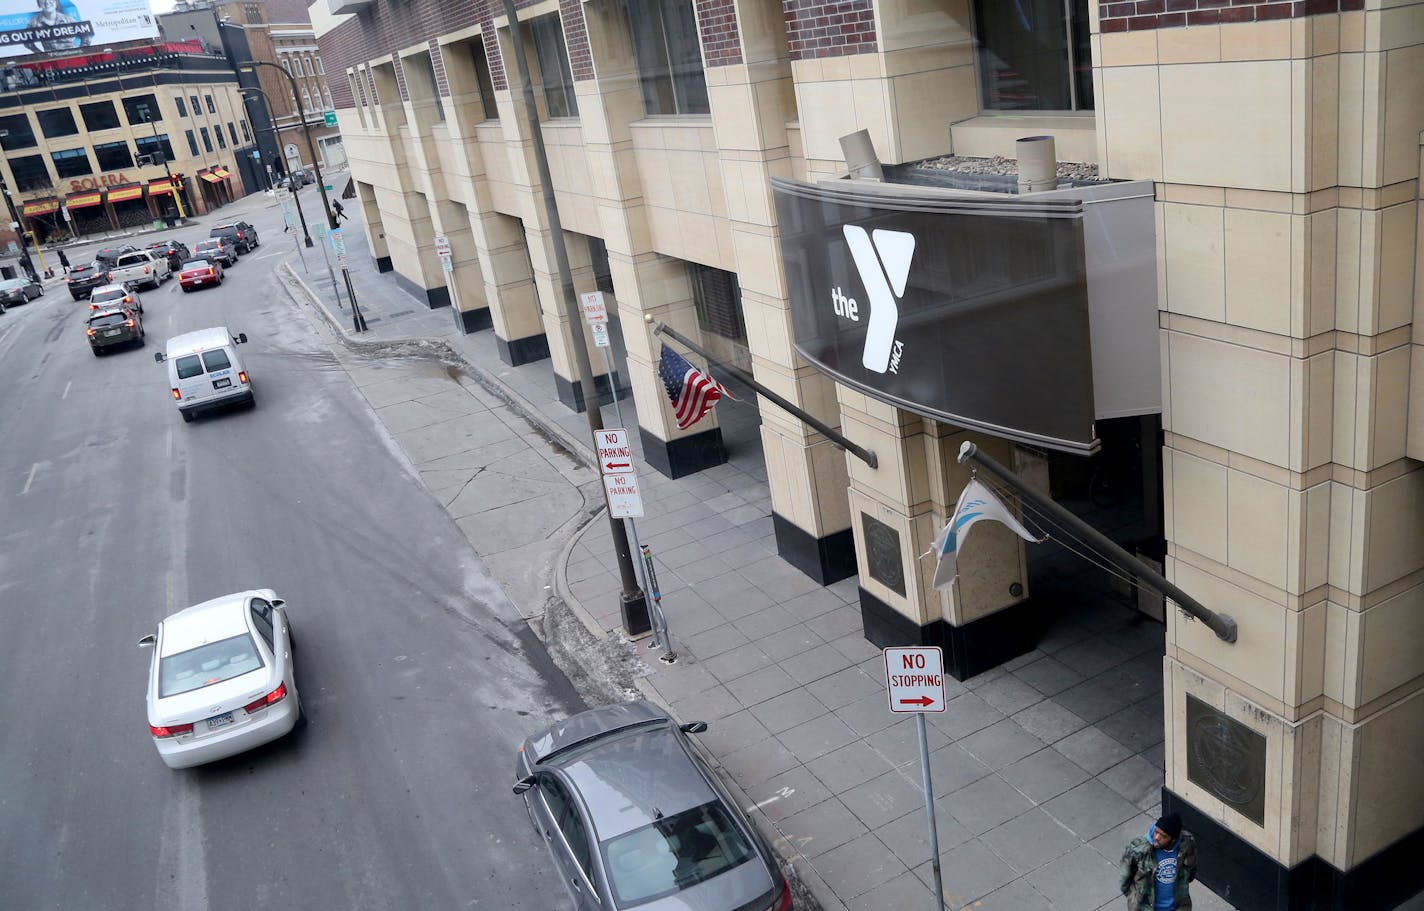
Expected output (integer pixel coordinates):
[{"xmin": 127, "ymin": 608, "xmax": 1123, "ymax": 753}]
[{"xmin": 514, "ymin": 701, "xmax": 791, "ymax": 911}]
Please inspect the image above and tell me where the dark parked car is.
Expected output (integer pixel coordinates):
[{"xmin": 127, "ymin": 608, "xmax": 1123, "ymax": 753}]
[
  {"xmin": 192, "ymin": 238, "xmax": 238, "ymax": 267},
  {"xmin": 0, "ymin": 276, "xmax": 43, "ymax": 311},
  {"xmin": 87, "ymin": 306, "xmax": 144, "ymax": 355},
  {"xmin": 66, "ymin": 263, "xmax": 111, "ymax": 300},
  {"xmin": 94, "ymin": 245, "xmax": 138, "ymax": 269},
  {"xmin": 209, "ymin": 222, "xmax": 259, "ymax": 254},
  {"xmin": 147, "ymin": 240, "xmax": 193, "ymax": 271},
  {"xmin": 514, "ymin": 702, "xmax": 791, "ymax": 911}
]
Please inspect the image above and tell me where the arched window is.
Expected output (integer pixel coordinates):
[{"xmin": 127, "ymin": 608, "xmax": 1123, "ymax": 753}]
[
  {"xmin": 315, "ymin": 57, "xmax": 325, "ymax": 75},
  {"xmin": 280, "ymin": 58, "xmax": 290, "ymax": 74},
  {"xmin": 300, "ymin": 89, "xmax": 311, "ymax": 113},
  {"xmin": 304, "ymin": 57, "xmax": 314, "ymax": 76},
  {"xmin": 324, "ymin": 87, "xmax": 334, "ymax": 110}
]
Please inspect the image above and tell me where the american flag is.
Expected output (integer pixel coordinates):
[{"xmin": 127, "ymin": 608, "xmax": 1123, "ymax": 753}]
[{"xmin": 658, "ymin": 343, "xmax": 730, "ymax": 429}]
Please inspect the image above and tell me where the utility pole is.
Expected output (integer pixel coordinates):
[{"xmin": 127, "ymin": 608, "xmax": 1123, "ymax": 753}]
[
  {"xmin": 135, "ymin": 104, "xmax": 187, "ymax": 221},
  {"xmin": 503, "ymin": 0, "xmax": 649, "ymax": 635},
  {"xmin": 0, "ymin": 132, "xmax": 39, "ymax": 282},
  {"xmin": 239, "ymin": 59, "xmax": 365, "ymax": 332},
  {"xmin": 242, "ymin": 89, "xmax": 313, "ymax": 248}
]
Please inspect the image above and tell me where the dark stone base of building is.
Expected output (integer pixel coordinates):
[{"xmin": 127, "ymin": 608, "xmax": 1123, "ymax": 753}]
[
  {"xmin": 375, "ymin": 255, "xmax": 393, "ymax": 273},
  {"xmin": 454, "ymin": 306, "xmax": 491, "ymax": 334},
  {"xmin": 857, "ymin": 587, "xmax": 1040, "ymax": 680},
  {"xmin": 394, "ymin": 272, "xmax": 450, "ymax": 309},
  {"xmin": 773, "ymin": 513, "xmax": 856, "ymax": 584},
  {"xmin": 554, "ymin": 372, "xmax": 626, "ymax": 413},
  {"xmin": 1162, "ymin": 790, "xmax": 1424, "ymax": 911},
  {"xmin": 640, "ymin": 426, "xmax": 726, "ymax": 479},
  {"xmin": 496, "ymin": 333, "xmax": 550, "ymax": 367}
]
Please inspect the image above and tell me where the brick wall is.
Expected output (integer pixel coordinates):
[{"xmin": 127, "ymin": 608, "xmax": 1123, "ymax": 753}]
[
  {"xmin": 1098, "ymin": 0, "xmax": 1363, "ymax": 32},
  {"xmin": 783, "ymin": 0, "xmax": 877, "ymax": 60},
  {"xmin": 317, "ymin": 0, "xmax": 600, "ymax": 111},
  {"xmin": 697, "ymin": 0, "xmax": 743, "ymax": 67}
]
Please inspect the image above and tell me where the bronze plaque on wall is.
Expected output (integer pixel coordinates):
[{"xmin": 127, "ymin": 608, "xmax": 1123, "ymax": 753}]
[
  {"xmin": 1185, "ymin": 694, "xmax": 1266, "ymax": 826},
  {"xmin": 861, "ymin": 513, "xmax": 905, "ymax": 596}
]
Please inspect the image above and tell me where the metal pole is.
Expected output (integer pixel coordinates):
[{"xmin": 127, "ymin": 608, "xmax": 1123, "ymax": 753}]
[
  {"xmin": 242, "ymin": 90, "xmax": 312, "ymax": 248},
  {"xmin": 0, "ymin": 175, "xmax": 39, "ymax": 281},
  {"xmin": 138, "ymin": 106, "xmax": 188, "ymax": 221},
  {"xmin": 649, "ymin": 318, "xmax": 878, "ymax": 469},
  {"xmin": 956, "ymin": 440, "xmax": 1238, "ymax": 643},
  {"xmin": 918, "ymin": 714, "xmax": 947, "ymax": 911},
  {"xmin": 503, "ymin": 0, "xmax": 648, "ymax": 636}
]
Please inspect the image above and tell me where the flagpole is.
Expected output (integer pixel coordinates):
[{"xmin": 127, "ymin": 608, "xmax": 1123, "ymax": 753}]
[
  {"xmin": 647, "ymin": 318, "xmax": 878, "ymax": 469},
  {"xmin": 956, "ymin": 441, "xmax": 1238, "ymax": 644}
]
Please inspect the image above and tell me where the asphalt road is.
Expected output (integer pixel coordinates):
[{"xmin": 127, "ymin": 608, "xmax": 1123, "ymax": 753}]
[{"xmin": 0, "ymin": 205, "xmax": 581, "ymax": 909}]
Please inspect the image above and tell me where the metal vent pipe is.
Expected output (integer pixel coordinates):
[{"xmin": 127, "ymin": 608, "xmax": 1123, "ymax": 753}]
[{"xmin": 1016, "ymin": 135, "xmax": 1058, "ymax": 194}]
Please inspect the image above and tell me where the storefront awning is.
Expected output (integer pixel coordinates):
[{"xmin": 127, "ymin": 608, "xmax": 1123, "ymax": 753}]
[
  {"xmin": 107, "ymin": 184, "xmax": 144, "ymax": 203},
  {"xmin": 198, "ymin": 170, "xmax": 223, "ymax": 184},
  {"xmin": 212, "ymin": 167, "xmax": 233, "ymax": 180},
  {"xmin": 65, "ymin": 192, "xmax": 103, "ymax": 209},
  {"xmin": 21, "ymin": 198, "xmax": 58, "ymax": 216},
  {"xmin": 147, "ymin": 178, "xmax": 177, "ymax": 196}
]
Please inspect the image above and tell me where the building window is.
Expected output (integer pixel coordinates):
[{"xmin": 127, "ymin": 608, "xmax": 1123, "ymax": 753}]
[
  {"xmin": 972, "ymin": 0, "xmax": 1092, "ymax": 111},
  {"xmin": 529, "ymin": 13, "xmax": 578, "ymax": 119},
  {"xmin": 301, "ymin": 89, "xmax": 311, "ymax": 113},
  {"xmin": 305, "ymin": 57, "xmax": 316, "ymax": 76},
  {"xmin": 228, "ymin": 122, "xmax": 239, "ymax": 146},
  {"xmin": 93, "ymin": 140, "xmax": 134, "ymax": 171},
  {"xmin": 244, "ymin": 3, "xmax": 261, "ymax": 23},
  {"xmin": 185, "ymin": 129, "xmax": 199, "ymax": 156},
  {"xmin": 410, "ymin": 52, "xmax": 444, "ymax": 121},
  {"xmin": 199, "ymin": 126, "xmax": 213, "ymax": 153},
  {"xmin": 471, "ymin": 37, "xmax": 498, "ymax": 120},
  {"xmin": 281, "ymin": 58, "xmax": 290, "ymax": 75},
  {"xmin": 690, "ymin": 264, "xmax": 746, "ymax": 345},
  {"xmin": 324, "ymin": 87, "xmax": 334, "ymax": 110},
  {"xmin": 35, "ymin": 108, "xmax": 78, "ymax": 139},
  {"xmin": 50, "ymin": 147, "xmax": 93, "ymax": 178},
  {"xmin": 175, "ymin": 95, "xmax": 188, "ymax": 117},
  {"xmin": 135, "ymin": 134, "xmax": 176, "ymax": 163},
  {"xmin": 214, "ymin": 123, "xmax": 227, "ymax": 149},
  {"xmin": 240, "ymin": 119, "xmax": 251, "ymax": 142},
  {"xmin": 624, "ymin": 0, "xmax": 709, "ymax": 116},
  {"xmin": 206, "ymin": 95, "xmax": 217, "ymax": 114},
  {"xmin": 123, "ymin": 94, "xmax": 161, "ymax": 125},
  {"xmin": 0, "ymin": 113, "xmax": 37, "ymax": 149},
  {"xmin": 190, "ymin": 95, "xmax": 201, "ymax": 116},
  {"xmin": 315, "ymin": 56, "xmax": 324, "ymax": 75},
  {"xmin": 79, "ymin": 101, "xmax": 122, "ymax": 131},
  {"xmin": 8, "ymin": 154, "xmax": 51, "ymax": 190}
]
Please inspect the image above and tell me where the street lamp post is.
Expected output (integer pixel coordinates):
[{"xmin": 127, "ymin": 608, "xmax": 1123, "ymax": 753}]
[
  {"xmin": 0, "ymin": 130, "xmax": 40, "ymax": 281},
  {"xmin": 241, "ymin": 89, "xmax": 312, "ymax": 248},
  {"xmin": 135, "ymin": 104, "xmax": 187, "ymax": 221},
  {"xmin": 239, "ymin": 59, "xmax": 364, "ymax": 332}
]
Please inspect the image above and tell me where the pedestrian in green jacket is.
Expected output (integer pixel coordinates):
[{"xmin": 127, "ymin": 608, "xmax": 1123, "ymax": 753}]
[{"xmin": 1119, "ymin": 812, "xmax": 1197, "ymax": 910}]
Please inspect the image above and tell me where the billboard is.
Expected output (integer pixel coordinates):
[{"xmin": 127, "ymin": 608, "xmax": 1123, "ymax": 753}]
[
  {"xmin": 772, "ymin": 177, "xmax": 1099, "ymax": 454},
  {"xmin": 0, "ymin": 0, "xmax": 157, "ymax": 59}
]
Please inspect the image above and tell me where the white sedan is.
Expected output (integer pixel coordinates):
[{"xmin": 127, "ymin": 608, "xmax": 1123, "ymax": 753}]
[
  {"xmin": 139, "ymin": 590, "xmax": 302, "ymax": 769},
  {"xmin": 88, "ymin": 283, "xmax": 144, "ymax": 315}
]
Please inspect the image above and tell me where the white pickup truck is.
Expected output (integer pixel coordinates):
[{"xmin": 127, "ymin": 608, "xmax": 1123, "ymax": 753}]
[{"xmin": 108, "ymin": 250, "xmax": 171, "ymax": 290}]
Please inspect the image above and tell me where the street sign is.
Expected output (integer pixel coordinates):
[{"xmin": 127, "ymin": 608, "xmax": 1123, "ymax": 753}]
[
  {"xmin": 580, "ymin": 290, "xmax": 608, "ymax": 324},
  {"xmin": 883, "ymin": 646, "xmax": 946, "ymax": 713},
  {"xmin": 434, "ymin": 234, "xmax": 452, "ymax": 261},
  {"xmin": 591, "ymin": 321, "xmax": 610, "ymax": 348},
  {"xmin": 329, "ymin": 227, "xmax": 348, "ymax": 266},
  {"xmin": 603, "ymin": 472, "xmax": 644, "ymax": 518},
  {"xmin": 324, "ymin": 110, "xmax": 338, "ymax": 127},
  {"xmin": 594, "ymin": 428, "xmax": 633, "ymax": 474}
]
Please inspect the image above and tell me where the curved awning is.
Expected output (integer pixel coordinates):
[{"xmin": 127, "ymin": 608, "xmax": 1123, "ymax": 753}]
[
  {"xmin": 212, "ymin": 167, "xmax": 233, "ymax": 180},
  {"xmin": 198, "ymin": 170, "xmax": 223, "ymax": 184},
  {"xmin": 107, "ymin": 184, "xmax": 145, "ymax": 203}
]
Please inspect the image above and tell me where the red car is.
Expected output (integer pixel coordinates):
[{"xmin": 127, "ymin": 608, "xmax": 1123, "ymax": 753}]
[{"xmin": 178, "ymin": 259, "xmax": 224, "ymax": 292}]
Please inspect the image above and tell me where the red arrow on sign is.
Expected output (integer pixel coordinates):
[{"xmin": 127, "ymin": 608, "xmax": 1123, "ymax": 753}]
[
  {"xmin": 604, "ymin": 461, "xmax": 631, "ymax": 471},
  {"xmin": 898, "ymin": 696, "xmax": 936, "ymax": 708}
]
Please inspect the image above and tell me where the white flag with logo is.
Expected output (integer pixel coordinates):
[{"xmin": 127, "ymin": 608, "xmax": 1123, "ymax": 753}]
[{"xmin": 927, "ymin": 479, "xmax": 1041, "ymax": 590}]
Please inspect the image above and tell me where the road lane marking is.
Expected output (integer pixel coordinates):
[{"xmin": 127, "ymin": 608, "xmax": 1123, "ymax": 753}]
[
  {"xmin": 62, "ymin": 381, "xmax": 71, "ymax": 399},
  {"xmin": 22, "ymin": 462, "xmax": 38, "ymax": 494}
]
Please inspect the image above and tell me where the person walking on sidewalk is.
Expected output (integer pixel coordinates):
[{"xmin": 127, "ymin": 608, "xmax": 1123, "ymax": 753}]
[
  {"xmin": 333, "ymin": 200, "xmax": 348, "ymax": 223},
  {"xmin": 1119, "ymin": 813, "xmax": 1197, "ymax": 910},
  {"xmin": 57, "ymin": 248, "xmax": 70, "ymax": 275}
]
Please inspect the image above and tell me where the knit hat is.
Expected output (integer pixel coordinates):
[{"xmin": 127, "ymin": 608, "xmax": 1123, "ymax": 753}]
[{"xmin": 1156, "ymin": 812, "xmax": 1182, "ymax": 840}]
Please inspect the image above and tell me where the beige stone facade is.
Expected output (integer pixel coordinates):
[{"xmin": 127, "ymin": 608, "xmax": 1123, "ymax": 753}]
[{"xmin": 318, "ymin": 0, "xmax": 1423, "ymax": 902}]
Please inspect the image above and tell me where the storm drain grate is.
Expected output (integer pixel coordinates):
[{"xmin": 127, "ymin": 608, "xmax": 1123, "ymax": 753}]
[{"xmin": 386, "ymin": 309, "xmax": 416, "ymax": 318}]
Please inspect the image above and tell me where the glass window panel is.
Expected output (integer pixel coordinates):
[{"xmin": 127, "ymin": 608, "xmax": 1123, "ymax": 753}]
[
  {"xmin": 80, "ymin": 101, "xmax": 121, "ymax": 131},
  {"xmin": 0, "ymin": 113, "xmax": 38, "ymax": 149},
  {"xmin": 471, "ymin": 38, "xmax": 499, "ymax": 120},
  {"xmin": 627, "ymin": 0, "xmax": 675, "ymax": 116},
  {"xmin": 175, "ymin": 95, "xmax": 188, "ymax": 117},
  {"xmin": 35, "ymin": 108, "xmax": 78, "ymax": 139},
  {"xmin": 8, "ymin": 154, "xmax": 51, "ymax": 191},
  {"xmin": 123, "ymin": 94, "xmax": 161, "ymax": 125},
  {"xmin": 135, "ymin": 134, "xmax": 176, "ymax": 163},
  {"xmin": 50, "ymin": 147, "xmax": 93, "ymax": 178},
  {"xmin": 200, "ymin": 127, "xmax": 213, "ymax": 153},
  {"xmin": 206, "ymin": 95, "xmax": 216, "ymax": 114},
  {"xmin": 185, "ymin": 129, "xmax": 199, "ymax": 156},
  {"xmin": 530, "ymin": 14, "xmax": 578, "ymax": 119},
  {"xmin": 973, "ymin": 0, "xmax": 1074, "ymax": 111},
  {"xmin": 93, "ymin": 140, "xmax": 134, "ymax": 171},
  {"xmin": 663, "ymin": 0, "xmax": 709, "ymax": 115}
]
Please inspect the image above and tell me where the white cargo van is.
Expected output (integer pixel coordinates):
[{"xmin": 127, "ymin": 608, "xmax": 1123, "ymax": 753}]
[{"xmin": 154, "ymin": 327, "xmax": 254, "ymax": 423}]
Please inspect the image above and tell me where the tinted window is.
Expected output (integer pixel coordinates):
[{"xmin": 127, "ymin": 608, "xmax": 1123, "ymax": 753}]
[
  {"xmin": 135, "ymin": 134, "xmax": 175, "ymax": 164},
  {"xmin": 530, "ymin": 14, "xmax": 578, "ymax": 118},
  {"xmin": 80, "ymin": 101, "xmax": 122, "ymax": 132},
  {"xmin": 175, "ymin": 96, "xmax": 188, "ymax": 117},
  {"xmin": 539, "ymin": 778, "xmax": 592, "ymax": 876},
  {"xmin": 89, "ymin": 312, "xmax": 130, "ymax": 327},
  {"xmin": 0, "ymin": 113, "xmax": 37, "ymax": 150},
  {"xmin": 159, "ymin": 634, "xmax": 265, "ymax": 697},
  {"xmin": 8, "ymin": 154, "xmax": 50, "ymax": 191},
  {"xmin": 123, "ymin": 94, "xmax": 161, "ymax": 125},
  {"xmin": 95, "ymin": 141, "xmax": 134, "ymax": 172},
  {"xmin": 175, "ymin": 354, "xmax": 204, "ymax": 379},
  {"xmin": 202, "ymin": 350, "xmax": 231, "ymax": 371},
  {"xmin": 90, "ymin": 288, "xmax": 127, "ymax": 303},
  {"xmin": 602, "ymin": 801, "xmax": 757, "ymax": 905},
  {"xmin": 35, "ymin": 108, "xmax": 78, "ymax": 138},
  {"xmin": 200, "ymin": 127, "xmax": 212, "ymax": 153},
  {"xmin": 185, "ymin": 130, "xmax": 199, "ymax": 157},
  {"xmin": 181, "ymin": 260, "xmax": 210, "ymax": 271},
  {"xmin": 250, "ymin": 601, "xmax": 274, "ymax": 648},
  {"xmin": 51, "ymin": 148, "xmax": 92, "ymax": 178}
]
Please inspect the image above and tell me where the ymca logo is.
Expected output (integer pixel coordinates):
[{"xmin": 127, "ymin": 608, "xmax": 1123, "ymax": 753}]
[{"xmin": 831, "ymin": 225, "xmax": 915, "ymax": 374}]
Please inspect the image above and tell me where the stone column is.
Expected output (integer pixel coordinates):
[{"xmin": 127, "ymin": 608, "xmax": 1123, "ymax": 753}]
[{"xmin": 1095, "ymin": 7, "xmax": 1424, "ymax": 905}]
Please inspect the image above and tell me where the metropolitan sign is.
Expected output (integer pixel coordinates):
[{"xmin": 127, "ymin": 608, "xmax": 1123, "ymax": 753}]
[
  {"xmin": 1, "ymin": 0, "xmax": 158, "ymax": 59},
  {"xmin": 771, "ymin": 177, "xmax": 1098, "ymax": 454}
]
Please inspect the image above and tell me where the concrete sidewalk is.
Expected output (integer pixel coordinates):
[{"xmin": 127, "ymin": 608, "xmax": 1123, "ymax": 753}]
[{"xmin": 280, "ymin": 207, "xmax": 1241, "ymax": 911}]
